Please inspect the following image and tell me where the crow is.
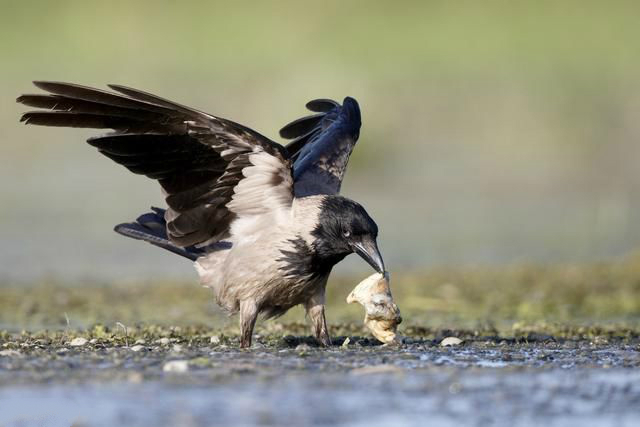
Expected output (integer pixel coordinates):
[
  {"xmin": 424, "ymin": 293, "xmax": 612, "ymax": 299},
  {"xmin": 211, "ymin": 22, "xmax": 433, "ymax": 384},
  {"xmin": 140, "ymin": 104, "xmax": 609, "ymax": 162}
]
[{"xmin": 17, "ymin": 82, "xmax": 384, "ymax": 347}]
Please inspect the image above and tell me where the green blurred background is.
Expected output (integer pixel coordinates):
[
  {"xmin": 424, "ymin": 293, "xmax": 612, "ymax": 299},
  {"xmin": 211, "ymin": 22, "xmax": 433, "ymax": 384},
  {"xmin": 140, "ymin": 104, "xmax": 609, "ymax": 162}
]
[{"xmin": 1, "ymin": 0, "xmax": 640, "ymax": 281}]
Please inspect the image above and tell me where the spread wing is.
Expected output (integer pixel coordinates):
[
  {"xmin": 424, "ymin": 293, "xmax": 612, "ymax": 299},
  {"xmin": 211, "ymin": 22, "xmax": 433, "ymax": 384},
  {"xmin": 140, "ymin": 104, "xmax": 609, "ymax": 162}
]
[
  {"xmin": 279, "ymin": 96, "xmax": 361, "ymax": 197},
  {"xmin": 17, "ymin": 81, "xmax": 293, "ymax": 247}
]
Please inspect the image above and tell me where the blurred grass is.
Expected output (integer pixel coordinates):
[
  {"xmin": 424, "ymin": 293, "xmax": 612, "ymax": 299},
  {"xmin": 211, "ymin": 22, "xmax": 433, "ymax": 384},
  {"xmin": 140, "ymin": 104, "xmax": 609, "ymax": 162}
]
[
  {"xmin": 2, "ymin": 255, "xmax": 639, "ymax": 335},
  {"xmin": 3, "ymin": 1, "xmax": 640, "ymax": 79},
  {"xmin": 2, "ymin": 1, "xmax": 640, "ymax": 277}
]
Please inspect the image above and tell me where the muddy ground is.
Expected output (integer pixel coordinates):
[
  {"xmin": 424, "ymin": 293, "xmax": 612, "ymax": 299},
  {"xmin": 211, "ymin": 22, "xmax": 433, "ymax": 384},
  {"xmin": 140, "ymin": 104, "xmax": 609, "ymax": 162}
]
[
  {"xmin": 2, "ymin": 259, "xmax": 640, "ymax": 426},
  {"xmin": 1, "ymin": 327, "xmax": 640, "ymax": 427}
]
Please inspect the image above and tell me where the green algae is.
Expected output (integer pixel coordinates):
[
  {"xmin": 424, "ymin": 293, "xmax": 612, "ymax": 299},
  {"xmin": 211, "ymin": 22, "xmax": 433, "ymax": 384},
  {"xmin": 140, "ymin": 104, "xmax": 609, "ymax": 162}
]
[{"xmin": 2, "ymin": 256, "xmax": 640, "ymax": 340}]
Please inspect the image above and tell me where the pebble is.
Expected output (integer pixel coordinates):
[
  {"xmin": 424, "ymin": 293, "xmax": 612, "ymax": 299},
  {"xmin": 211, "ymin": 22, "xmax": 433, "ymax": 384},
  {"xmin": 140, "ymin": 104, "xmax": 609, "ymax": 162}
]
[
  {"xmin": 130, "ymin": 345, "xmax": 146, "ymax": 352},
  {"xmin": 172, "ymin": 344, "xmax": 183, "ymax": 353},
  {"xmin": 295, "ymin": 344, "xmax": 312, "ymax": 352},
  {"xmin": 342, "ymin": 337, "xmax": 351, "ymax": 347},
  {"xmin": 163, "ymin": 360, "xmax": 189, "ymax": 373},
  {"xmin": 190, "ymin": 357, "xmax": 210, "ymax": 367},
  {"xmin": 210, "ymin": 335, "xmax": 221, "ymax": 345},
  {"xmin": 441, "ymin": 337, "xmax": 463, "ymax": 347},
  {"xmin": 156, "ymin": 338, "xmax": 171, "ymax": 345},
  {"xmin": 0, "ymin": 349, "xmax": 21, "ymax": 357},
  {"xmin": 128, "ymin": 372, "xmax": 144, "ymax": 383},
  {"xmin": 69, "ymin": 338, "xmax": 88, "ymax": 347}
]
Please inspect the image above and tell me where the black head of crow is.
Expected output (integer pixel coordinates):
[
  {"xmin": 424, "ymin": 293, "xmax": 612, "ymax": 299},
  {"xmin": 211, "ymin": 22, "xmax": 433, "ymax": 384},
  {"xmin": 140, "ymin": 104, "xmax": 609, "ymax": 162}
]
[
  {"xmin": 17, "ymin": 82, "xmax": 384, "ymax": 347},
  {"xmin": 312, "ymin": 197, "xmax": 383, "ymax": 273}
]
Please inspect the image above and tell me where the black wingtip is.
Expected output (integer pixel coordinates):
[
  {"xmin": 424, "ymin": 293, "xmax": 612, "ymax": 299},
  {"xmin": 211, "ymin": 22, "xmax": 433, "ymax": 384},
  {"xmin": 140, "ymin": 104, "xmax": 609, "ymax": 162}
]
[
  {"xmin": 19, "ymin": 112, "xmax": 35, "ymax": 124},
  {"xmin": 32, "ymin": 80, "xmax": 57, "ymax": 91},
  {"xmin": 107, "ymin": 83, "xmax": 140, "ymax": 94},
  {"xmin": 279, "ymin": 113, "xmax": 325, "ymax": 139},
  {"xmin": 113, "ymin": 221, "xmax": 154, "ymax": 241},
  {"xmin": 341, "ymin": 96, "xmax": 361, "ymax": 126},
  {"xmin": 342, "ymin": 96, "xmax": 359, "ymax": 110},
  {"xmin": 113, "ymin": 223, "xmax": 132, "ymax": 237},
  {"xmin": 305, "ymin": 98, "xmax": 339, "ymax": 113},
  {"xmin": 16, "ymin": 93, "xmax": 43, "ymax": 105}
]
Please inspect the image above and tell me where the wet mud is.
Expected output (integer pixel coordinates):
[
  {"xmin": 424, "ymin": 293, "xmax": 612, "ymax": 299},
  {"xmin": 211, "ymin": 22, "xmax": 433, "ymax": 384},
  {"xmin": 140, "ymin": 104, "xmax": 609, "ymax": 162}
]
[{"xmin": 1, "ymin": 329, "xmax": 639, "ymax": 427}]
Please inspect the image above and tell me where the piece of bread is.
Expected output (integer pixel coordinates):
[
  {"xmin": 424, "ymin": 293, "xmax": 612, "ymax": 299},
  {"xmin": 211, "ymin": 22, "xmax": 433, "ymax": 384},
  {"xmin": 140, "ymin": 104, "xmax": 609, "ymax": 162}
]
[{"xmin": 346, "ymin": 272, "xmax": 402, "ymax": 344}]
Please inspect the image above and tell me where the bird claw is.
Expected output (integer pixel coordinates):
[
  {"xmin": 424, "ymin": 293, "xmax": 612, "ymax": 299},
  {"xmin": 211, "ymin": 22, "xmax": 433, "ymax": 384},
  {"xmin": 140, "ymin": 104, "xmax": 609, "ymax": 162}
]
[{"xmin": 316, "ymin": 334, "xmax": 332, "ymax": 347}]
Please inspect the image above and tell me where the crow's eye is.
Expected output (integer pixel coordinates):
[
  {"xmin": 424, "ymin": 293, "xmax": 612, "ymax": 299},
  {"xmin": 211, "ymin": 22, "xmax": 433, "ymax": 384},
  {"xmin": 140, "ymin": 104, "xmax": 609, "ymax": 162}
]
[{"xmin": 343, "ymin": 230, "xmax": 351, "ymax": 238}]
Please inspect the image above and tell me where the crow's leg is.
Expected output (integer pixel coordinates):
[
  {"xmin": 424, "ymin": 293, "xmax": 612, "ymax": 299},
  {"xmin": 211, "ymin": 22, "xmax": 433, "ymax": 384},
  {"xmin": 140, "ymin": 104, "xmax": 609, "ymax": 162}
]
[
  {"xmin": 305, "ymin": 291, "xmax": 331, "ymax": 346},
  {"xmin": 239, "ymin": 300, "xmax": 258, "ymax": 348}
]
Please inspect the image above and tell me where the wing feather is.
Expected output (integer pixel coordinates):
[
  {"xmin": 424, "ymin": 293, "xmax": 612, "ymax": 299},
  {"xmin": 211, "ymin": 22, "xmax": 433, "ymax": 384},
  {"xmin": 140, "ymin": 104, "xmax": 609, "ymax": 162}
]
[
  {"xmin": 278, "ymin": 113, "xmax": 325, "ymax": 139},
  {"xmin": 280, "ymin": 96, "xmax": 361, "ymax": 196},
  {"xmin": 18, "ymin": 81, "xmax": 293, "ymax": 248},
  {"xmin": 305, "ymin": 98, "xmax": 339, "ymax": 112}
]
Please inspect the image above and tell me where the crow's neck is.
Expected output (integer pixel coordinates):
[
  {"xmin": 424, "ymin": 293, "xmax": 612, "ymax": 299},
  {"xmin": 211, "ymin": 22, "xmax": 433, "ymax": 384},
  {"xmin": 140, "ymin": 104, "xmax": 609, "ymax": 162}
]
[{"xmin": 278, "ymin": 237, "xmax": 348, "ymax": 279}]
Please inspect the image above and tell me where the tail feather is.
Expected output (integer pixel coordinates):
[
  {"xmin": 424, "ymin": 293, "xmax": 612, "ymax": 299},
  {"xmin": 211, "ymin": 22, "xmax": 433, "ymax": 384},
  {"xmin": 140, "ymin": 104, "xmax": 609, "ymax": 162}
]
[{"xmin": 114, "ymin": 207, "xmax": 205, "ymax": 261}]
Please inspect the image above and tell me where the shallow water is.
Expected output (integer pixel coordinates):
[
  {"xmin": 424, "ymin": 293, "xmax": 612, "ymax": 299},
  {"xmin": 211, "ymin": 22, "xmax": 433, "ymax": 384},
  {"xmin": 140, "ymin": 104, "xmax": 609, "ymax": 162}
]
[
  {"xmin": 1, "ymin": 338, "xmax": 639, "ymax": 427},
  {"xmin": 3, "ymin": 369, "xmax": 639, "ymax": 427}
]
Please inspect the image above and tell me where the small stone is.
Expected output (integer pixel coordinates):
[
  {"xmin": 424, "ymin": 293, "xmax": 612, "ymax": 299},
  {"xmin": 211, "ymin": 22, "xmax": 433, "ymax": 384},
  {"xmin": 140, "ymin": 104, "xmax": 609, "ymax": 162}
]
[
  {"xmin": 89, "ymin": 339, "xmax": 98, "ymax": 344},
  {"xmin": 190, "ymin": 357, "xmax": 210, "ymax": 367},
  {"xmin": 441, "ymin": 337, "xmax": 463, "ymax": 347},
  {"xmin": 342, "ymin": 337, "xmax": 351, "ymax": 347},
  {"xmin": 134, "ymin": 339, "xmax": 146, "ymax": 345},
  {"xmin": 128, "ymin": 372, "xmax": 144, "ymax": 383},
  {"xmin": 0, "ymin": 349, "xmax": 21, "ymax": 357},
  {"xmin": 156, "ymin": 338, "xmax": 171, "ymax": 345},
  {"xmin": 69, "ymin": 337, "xmax": 88, "ymax": 347},
  {"xmin": 295, "ymin": 343, "xmax": 312, "ymax": 352},
  {"xmin": 593, "ymin": 336, "xmax": 609, "ymax": 345},
  {"xmin": 172, "ymin": 344, "xmax": 183, "ymax": 353},
  {"xmin": 210, "ymin": 335, "xmax": 221, "ymax": 345},
  {"xmin": 163, "ymin": 360, "xmax": 189, "ymax": 373},
  {"xmin": 130, "ymin": 345, "xmax": 146, "ymax": 352}
]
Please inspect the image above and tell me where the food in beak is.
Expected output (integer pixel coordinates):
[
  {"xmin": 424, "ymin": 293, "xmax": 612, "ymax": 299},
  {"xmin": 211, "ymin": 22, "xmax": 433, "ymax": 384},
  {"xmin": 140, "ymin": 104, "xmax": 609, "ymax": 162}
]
[{"xmin": 346, "ymin": 272, "xmax": 402, "ymax": 344}]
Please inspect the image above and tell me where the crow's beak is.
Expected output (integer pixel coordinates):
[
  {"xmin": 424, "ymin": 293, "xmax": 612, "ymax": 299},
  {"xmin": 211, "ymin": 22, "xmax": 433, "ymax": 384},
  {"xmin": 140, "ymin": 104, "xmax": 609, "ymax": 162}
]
[{"xmin": 352, "ymin": 236, "xmax": 385, "ymax": 273}]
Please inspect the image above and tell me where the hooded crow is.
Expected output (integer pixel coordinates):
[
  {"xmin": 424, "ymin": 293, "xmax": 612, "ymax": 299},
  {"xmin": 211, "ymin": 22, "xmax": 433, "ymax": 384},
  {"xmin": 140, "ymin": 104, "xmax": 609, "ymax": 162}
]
[{"xmin": 17, "ymin": 82, "xmax": 384, "ymax": 347}]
